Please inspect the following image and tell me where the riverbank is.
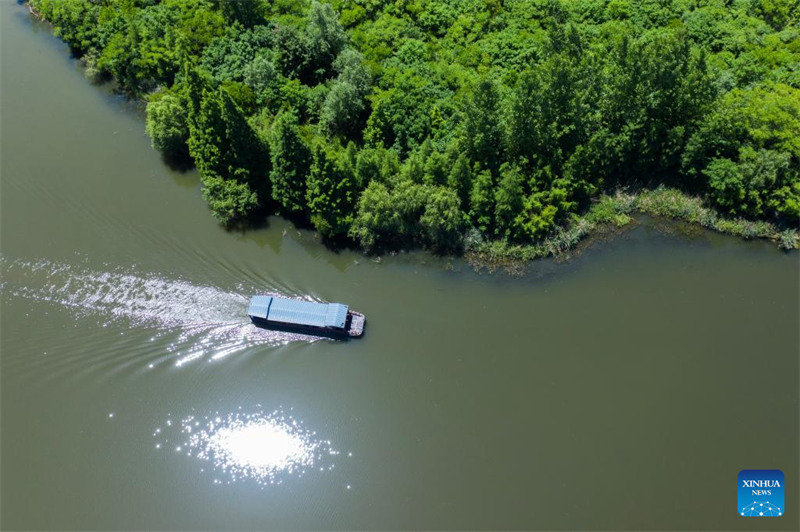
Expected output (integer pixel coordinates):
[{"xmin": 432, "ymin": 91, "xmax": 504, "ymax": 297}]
[
  {"xmin": 23, "ymin": 2, "xmax": 800, "ymax": 268},
  {"xmin": 466, "ymin": 187, "xmax": 799, "ymax": 272},
  {"xmin": 25, "ymin": 0, "xmax": 800, "ymax": 263}
]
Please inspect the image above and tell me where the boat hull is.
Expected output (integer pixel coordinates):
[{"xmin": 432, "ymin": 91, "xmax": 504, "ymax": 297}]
[{"xmin": 250, "ymin": 310, "xmax": 365, "ymax": 339}]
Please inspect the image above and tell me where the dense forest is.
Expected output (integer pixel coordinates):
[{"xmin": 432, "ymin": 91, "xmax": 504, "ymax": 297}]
[{"xmin": 29, "ymin": 0, "xmax": 800, "ymax": 255}]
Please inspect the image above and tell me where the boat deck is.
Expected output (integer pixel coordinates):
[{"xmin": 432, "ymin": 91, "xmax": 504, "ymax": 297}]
[
  {"xmin": 248, "ymin": 295, "xmax": 365, "ymax": 338},
  {"xmin": 349, "ymin": 313, "xmax": 365, "ymax": 337}
]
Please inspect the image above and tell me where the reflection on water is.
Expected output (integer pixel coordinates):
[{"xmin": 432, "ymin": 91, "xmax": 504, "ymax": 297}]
[
  {"xmin": 154, "ymin": 407, "xmax": 344, "ymax": 486},
  {"xmin": 0, "ymin": 256, "xmax": 322, "ymax": 368}
]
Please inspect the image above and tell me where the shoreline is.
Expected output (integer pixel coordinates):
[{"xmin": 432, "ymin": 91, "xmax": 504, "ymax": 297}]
[
  {"xmin": 21, "ymin": 2, "xmax": 799, "ymax": 271},
  {"xmin": 26, "ymin": 2, "xmax": 42, "ymax": 19},
  {"xmin": 466, "ymin": 187, "xmax": 798, "ymax": 273}
]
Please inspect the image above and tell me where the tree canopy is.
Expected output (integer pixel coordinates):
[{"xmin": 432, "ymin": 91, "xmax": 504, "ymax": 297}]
[{"xmin": 31, "ymin": 0, "xmax": 800, "ymax": 251}]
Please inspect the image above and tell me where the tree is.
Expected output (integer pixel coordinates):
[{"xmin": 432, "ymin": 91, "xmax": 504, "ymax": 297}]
[
  {"xmin": 507, "ymin": 40, "xmax": 595, "ymax": 184},
  {"xmin": 591, "ymin": 29, "xmax": 713, "ymax": 185},
  {"xmin": 306, "ymin": 144, "xmax": 358, "ymax": 238},
  {"xmin": 145, "ymin": 89, "xmax": 189, "ymax": 160},
  {"xmin": 469, "ymin": 169, "xmax": 494, "ymax": 234},
  {"xmin": 273, "ymin": 24, "xmax": 308, "ymax": 79},
  {"xmin": 97, "ymin": 12, "xmax": 143, "ymax": 93},
  {"xmin": 520, "ymin": 180, "xmax": 576, "ymax": 239},
  {"xmin": 200, "ymin": 25, "xmax": 273, "ymax": 84},
  {"xmin": 320, "ymin": 49, "xmax": 371, "ymax": 137},
  {"xmin": 32, "ymin": 0, "xmax": 800, "ymax": 242},
  {"xmin": 401, "ymin": 140, "xmax": 431, "ymax": 183},
  {"xmin": 173, "ymin": 1, "xmax": 226, "ymax": 58},
  {"xmin": 364, "ymin": 69, "xmax": 445, "ymax": 155},
  {"xmin": 244, "ymin": 53, "xmax": 277, "ymax": 104},
  {"xmin": 305, "ymin": 1, "xmax": 346, "ymax": 81},
  {"xmin": 751, "ymin": 0, "xmax": 797, "ymax": 30},
  {"xmin": 28, "ymin": 0, "xmax": 103, "ymax": 53},
  {"xmin": 420, "ymin": 187, "xmax": 465, "ymax": 252},
  {"xmin": 507, "ymin": 69, "xmax": 542, "ymax": 165},
  {"xmin": 684, "ymin": 82, "xmax": 800, "ymax": 223},
  {"xmin": 334, "ymin": 48, "xmax": 371, "ymax": 91},
  {"xmin": 494, "ymin": 164, "xmax": 526, "ymax": 241},
  {"xmin": 187, "ymin": 79, "xmax": 226, "ymax": 179},
  {"xmin": 462, "ymin": 78, "xmax": 504, "ymax": 172},
  {"xmin": 221, "ymin": 81, "xmax": 256, "ymax": 115},
  {"xmin": 349, "ymin": 181, "xmax": 402, "ymax": 251},
  {"xmin": 684, "ymin": 83, "xmax": 800, "ymax": 174},
  {"xmin": 218, "ymin": 88, "xmax": 268, "ymax": 194},
  {"xmin": 447, "ymin": 153, "xmax": 473, "ymax": 209},
  {"xmin": 392, "ymin": 180, "xmax": 430, "ymax": 237},
  {"xmin": 269, "ymin": 111, "xmax": 311, "ymax": 214},
  {"xmin": 705, "ymin": 148, "xmax": 793, "ymax": 219},
  {"xmin": 355, "ymin": 147, "xmax": 400, "ymax": 187},
  {"xmin": 201, "ymin": 176, "xmax": 259, "ymax": 227},
  {"xmin": 219, "ymin": 0, "xmax": 265, "ymax": 28},
  {"xmin": 423, "ymin": 148, "xmax": 448, "ymax": 186},
  {"xmin": 321, "ymin": 82, "xmax": 365, "ymax": 138},
  {"xmin": 186, "ymin": 69, "xmax": 267, "ymax": 223}
]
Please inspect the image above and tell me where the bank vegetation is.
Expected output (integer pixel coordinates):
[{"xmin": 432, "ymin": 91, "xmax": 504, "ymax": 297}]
[{"xmin": 29, "ymin": 0, "xmax": 800, "ymax": 258}]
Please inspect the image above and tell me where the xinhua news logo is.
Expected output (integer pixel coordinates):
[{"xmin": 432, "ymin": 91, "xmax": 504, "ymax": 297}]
[{"xmin": 738, "ymin": 470, "xmax": 784, "ymax": 517}]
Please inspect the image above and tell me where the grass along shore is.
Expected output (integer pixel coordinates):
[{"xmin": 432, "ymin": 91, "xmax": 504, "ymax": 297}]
[{"xmin": 466, "ymin": 187, "xmax": 799, "ymax": 269}]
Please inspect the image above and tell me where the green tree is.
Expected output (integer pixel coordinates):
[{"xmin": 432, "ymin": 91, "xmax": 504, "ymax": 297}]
[
  {"xmin": 97, "ymin": 9, "xmax": 142, "ymax": 92},
  {"xmin": 684, "ymin": 82, "xmax": 800, "ymax": 223},
  {"xmin": 494, "ymin": 164, "xmax": 526, "ymax": 241},
  {"xmin": 186, "ymin": 69, "xmax": 267, "ymax": 223},
  {"xmin": 306, "ymin": 144, "xmax": 358, "ymax": 238},
  {"xmin": 423, "ymin": 148, "xmax": 448, "ymax": 186},
  {"xmin": 705, "ymin": 148, "xmax": 793, "ymax": 219},
  {"xmin": 321, "ymin": 82, "xmax": 365, "ymax": 138},
  {"xmin": 145, "ymin": 89, "xmax": 189, "ymax": 160},
  {"xmin": 751, "ymin": 0, "xmax": 798, "ymax": 30},
  {"xmin": 364, "ymin": 70, "xmax": 446, "ymax": 155},
  {"xmin": 29, "ymin": 0, "xmax": 103, "ymax": 53},
  {"xmin": 32, "ymin": 0, "xmax": 800, "ymax": 243},
  {"xmin": 305, "ymin": 1, "xmax": 347, "ymax": 81},
  {"xmin": 355, "ymin": 146, "xmax": 400, "ymax": 187},
  {"xmin": 469, "ymin": 169, "xmax": 494, "ymax": 234},
  {"xmin": 349, "ymin": 181, "xmax": 402, "ymax": 251},
  {"xmin": 218, "ymin": 87, "xmax": 268, "ymax": 192},
  {"xmin": 507, "ymin": 69, "xmax": 542, "ymax": 166},
  {"xmin": 591, "ymin": 29, "xmax": 713, "ymax": 185},
  {"xmin": 244, "ymin": 53, "xmax": 278, "ymax": 105},
  {"xmin": 420, "ymin": 187, "xmax": 465, "ymax": 252},
  {"xmin": 201, "ymin": 175, "xmax": 259, "ymax": 227},
  {"xmin": 173, "ymin": 1, "xmax": 226, "ymax": 57},
  {"xmin": 520, "ymin": 180, "xmax": 576, "ymax": 239},
  {"xmin": 221, "ymin": 81, "xmax": 256, "ymax": 115},
  {"xmin": 447, "ymin": 153, "xmax": 473, "ymax": 209},
  {"xmin": 462, "ymin": 78, "xmax": 504, "ymax": 172},
  {"xmin": 320, "ymin": 49, "xmax": 371, "ymax": 137},
  {"xmin": 219, "ymin": 0, "xmax": 265, "ymax": 28},
  {"xmin": 273, "ymin": 24, "xmax": 309, "ymax": 79},
  {"xmin": 187, "ymin": 78, "xmax": 226, "ymax": 179},
  {"xmin": 269, "ymin": 112, "xmax": 312, "ymax": 214},
  {"xmin": 200, "ymin": 25, "xmax": 273, "ymax": 84}
]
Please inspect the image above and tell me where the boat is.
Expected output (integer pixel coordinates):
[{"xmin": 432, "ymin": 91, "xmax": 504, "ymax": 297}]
[{"xmin": 247, "ymin": 295, "xmax": 365, "ymax": 338}]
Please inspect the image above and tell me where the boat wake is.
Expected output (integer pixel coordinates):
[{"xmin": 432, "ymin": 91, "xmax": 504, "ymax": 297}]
[{"xmin": 0, "ymin": 257, "xmax": 322, "ymax": 369}]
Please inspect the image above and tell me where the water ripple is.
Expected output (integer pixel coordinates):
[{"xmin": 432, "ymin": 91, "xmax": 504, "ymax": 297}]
[{"xmin": 0, "ymin": 257, "xmax": 323, "ymax": 372}]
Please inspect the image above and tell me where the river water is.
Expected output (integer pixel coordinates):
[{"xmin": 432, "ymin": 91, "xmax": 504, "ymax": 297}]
[{"xmin": 1, "ymin": 3, "xmax": 798, "ymax": 530}]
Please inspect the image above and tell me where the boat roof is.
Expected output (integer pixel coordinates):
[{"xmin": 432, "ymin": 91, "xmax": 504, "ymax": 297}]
[{"xmin": 248, "ymin": 295, "xmax": 348, "ymax": 329}]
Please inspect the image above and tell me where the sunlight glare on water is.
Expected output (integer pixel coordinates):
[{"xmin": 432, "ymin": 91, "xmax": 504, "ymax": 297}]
[
  {"xmin": 154, "ymin": 408, "xmax": 342, "ymax": 486},
  {"xmin": 212, "ymin": 421, "xmax": 310, "ymax": 471}
]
